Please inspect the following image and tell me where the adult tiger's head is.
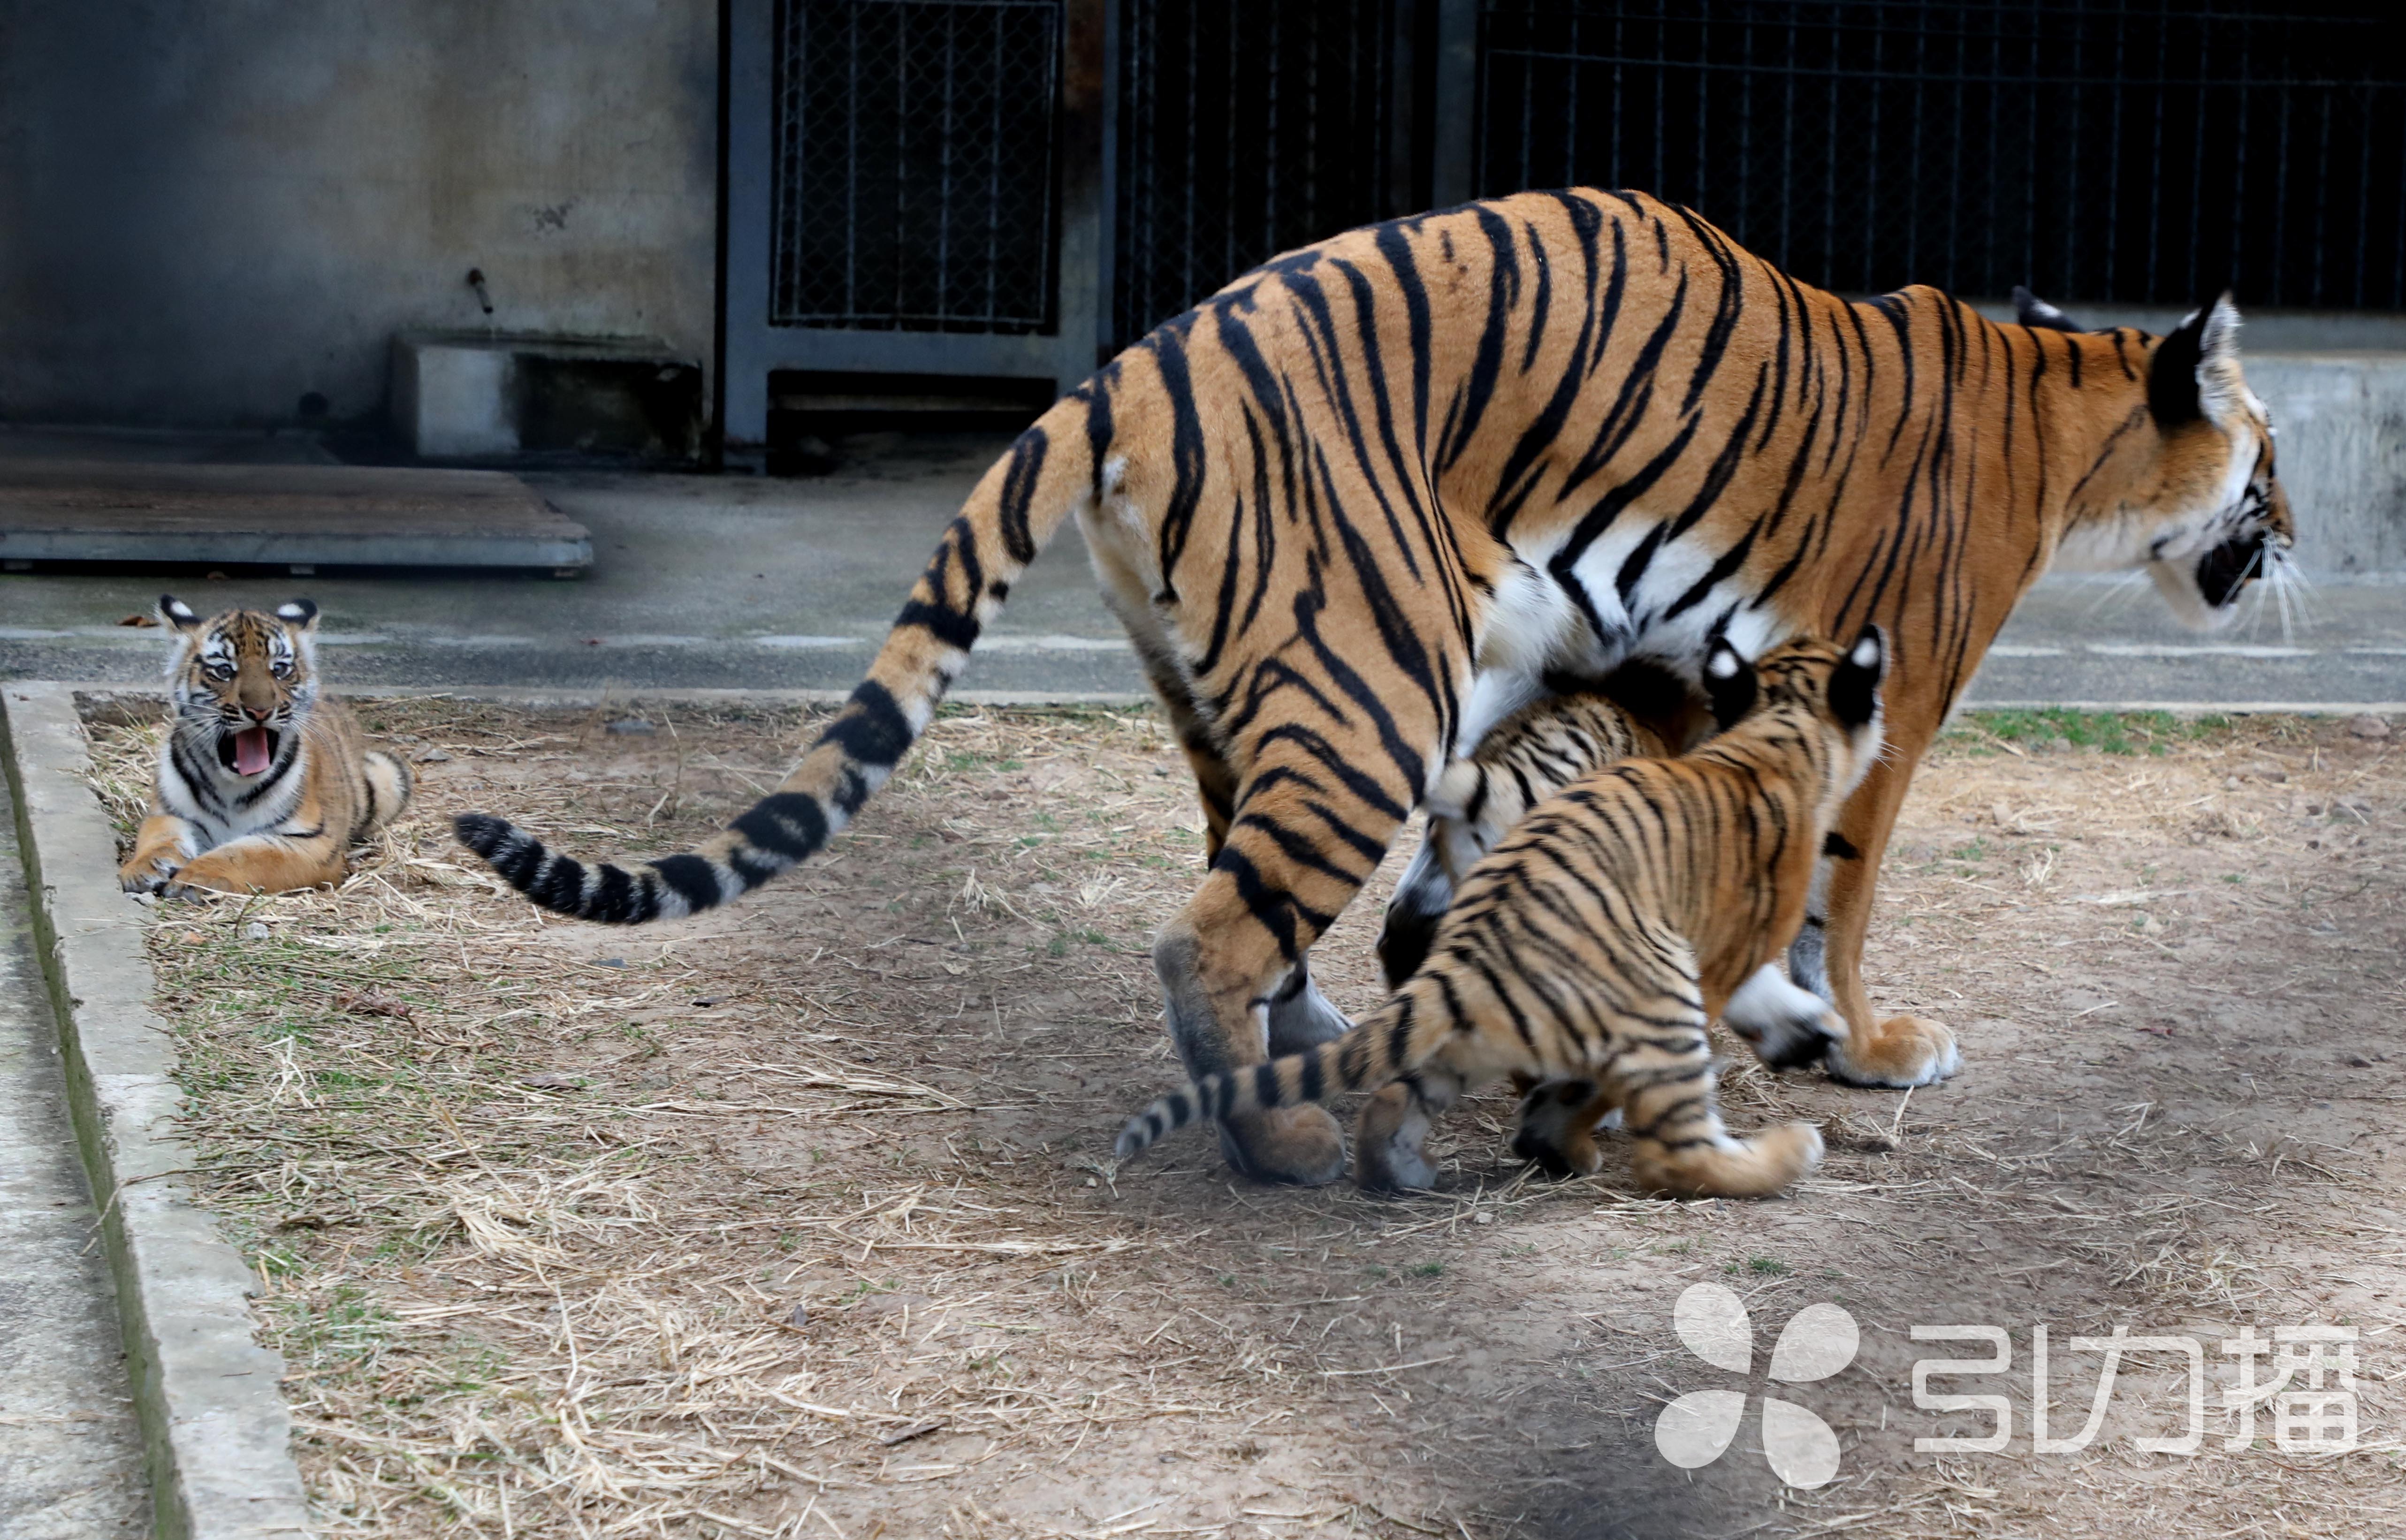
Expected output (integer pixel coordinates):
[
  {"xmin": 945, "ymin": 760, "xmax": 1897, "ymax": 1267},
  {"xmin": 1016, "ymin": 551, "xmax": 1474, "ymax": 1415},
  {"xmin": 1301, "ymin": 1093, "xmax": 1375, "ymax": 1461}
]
[
  {"xmin": 159, "ymin": 595, "xmax": 321, "ymax": 781},
  {"xmin": 2018, "ymin": 288, "xmax": 2296, "ymax": 630}
]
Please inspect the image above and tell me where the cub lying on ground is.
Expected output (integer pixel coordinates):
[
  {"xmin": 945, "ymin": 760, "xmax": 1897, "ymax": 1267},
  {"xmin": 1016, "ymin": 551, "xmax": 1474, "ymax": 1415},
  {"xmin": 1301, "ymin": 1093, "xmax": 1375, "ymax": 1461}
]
[
  {"xmin": 1117, "ymin": 630, "xmax": 1887, "ymax": 1199},
  {"xmin": 118, "ymin": 596, "xmax": 411, "ymax": 899}
]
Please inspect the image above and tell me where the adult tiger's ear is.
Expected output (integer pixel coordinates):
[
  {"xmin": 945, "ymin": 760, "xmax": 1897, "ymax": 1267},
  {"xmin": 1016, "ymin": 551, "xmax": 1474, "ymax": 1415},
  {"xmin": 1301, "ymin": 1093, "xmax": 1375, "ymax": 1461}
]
[
  {"xmin": 275, "ymin": 598, "xmax": 320, "ymax": 632},
  {"xmin": 1829, "ymin": 625, "xmax": 1886, "ymax": 730},
  {"xmin": 160, "ymin": 595, "xmax": 202, "ymax": 633},
  {"xmin": 2149, "ymin": 293, "xmax": 2245, "ymax": 429},
  {"xmin": 1702, "ymin": 638, "xmax": 1757, "ymax": 730},
  {"xmin": 2012, "ymin": 286, "xmax": 2084, "ymax": 332}
]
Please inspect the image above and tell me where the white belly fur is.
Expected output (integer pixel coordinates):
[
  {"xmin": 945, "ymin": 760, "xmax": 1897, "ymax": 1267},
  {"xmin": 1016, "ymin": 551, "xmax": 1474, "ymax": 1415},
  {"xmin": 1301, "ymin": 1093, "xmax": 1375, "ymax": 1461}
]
[{"xmin": 1459, "ymin": 522, "xmax": 1793, "ymax": 761}]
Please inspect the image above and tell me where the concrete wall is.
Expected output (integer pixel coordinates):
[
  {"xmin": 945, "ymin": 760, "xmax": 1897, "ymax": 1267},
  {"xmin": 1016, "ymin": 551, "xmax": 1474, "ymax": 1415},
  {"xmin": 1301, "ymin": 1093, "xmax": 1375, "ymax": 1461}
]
[
  {"xmin": 2246, "ymin": 354, "xmax": 2406, "ymax": 581},
  {"xmin": 0, "ymin": 0, "xmax": 717, "ymax": 431}
]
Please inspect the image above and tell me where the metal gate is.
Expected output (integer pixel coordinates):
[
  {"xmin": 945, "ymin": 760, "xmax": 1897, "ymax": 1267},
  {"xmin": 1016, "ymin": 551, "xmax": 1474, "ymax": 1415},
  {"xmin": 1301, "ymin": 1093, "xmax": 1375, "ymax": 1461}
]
[
  {"xmin": 768, "ymin": 0, "xmax": 1063, "ymax": 333},
  {"xmin": 1108, "ymin": 0, "xmax": 1413, "ymax": 351},
  {"xmin": 1474, "ymin": 1, "xmax": 2406, "ymax": 309},
  {"xmin": 724, "ymin": 0, "xmax": 1108, "ymax": 448},
  {"xmin": 724, "ymin": 0, "xmax": 1421, "ymax": 449}
]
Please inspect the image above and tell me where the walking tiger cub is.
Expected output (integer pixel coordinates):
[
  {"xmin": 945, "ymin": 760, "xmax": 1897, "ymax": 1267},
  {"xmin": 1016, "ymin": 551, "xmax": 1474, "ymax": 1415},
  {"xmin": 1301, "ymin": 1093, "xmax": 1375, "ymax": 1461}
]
[
  {"xmin": 118, "ymin": 597, "xmax": 412, "ymax": 899},
  {"xmin": 1116, "ymin": 630, "xmax": 1885, "ymax": 1199}
]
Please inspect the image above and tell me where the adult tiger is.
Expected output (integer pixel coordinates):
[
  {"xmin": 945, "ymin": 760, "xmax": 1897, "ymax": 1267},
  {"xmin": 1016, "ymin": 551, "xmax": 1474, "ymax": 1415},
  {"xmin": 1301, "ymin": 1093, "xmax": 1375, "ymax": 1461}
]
[{"xmin": 457, "ymin": 189, "xmax": 2294, "ymax": 1185}]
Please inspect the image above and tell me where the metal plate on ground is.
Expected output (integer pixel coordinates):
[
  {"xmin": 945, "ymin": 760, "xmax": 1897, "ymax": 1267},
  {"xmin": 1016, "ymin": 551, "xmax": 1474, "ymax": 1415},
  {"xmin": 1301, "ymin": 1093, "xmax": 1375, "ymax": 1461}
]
[{"xmin": 0, "ymin": 459, "xmax": 594, "ymax": 570}]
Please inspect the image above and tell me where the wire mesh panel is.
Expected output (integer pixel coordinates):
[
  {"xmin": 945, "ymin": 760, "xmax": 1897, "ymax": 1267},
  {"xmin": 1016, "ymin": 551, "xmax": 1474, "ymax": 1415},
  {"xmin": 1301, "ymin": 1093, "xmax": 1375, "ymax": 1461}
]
[
  {"xmin": 770, "ymin": 0, "xmax": 1063, "ymax": 332},
  {"xmin": 1111, "ymin": 0, "xmax": 1404, "ymax": 349},
  {"xmin": 1479, "ymin": 1, "xmax": 2406, "ymax": 309}
]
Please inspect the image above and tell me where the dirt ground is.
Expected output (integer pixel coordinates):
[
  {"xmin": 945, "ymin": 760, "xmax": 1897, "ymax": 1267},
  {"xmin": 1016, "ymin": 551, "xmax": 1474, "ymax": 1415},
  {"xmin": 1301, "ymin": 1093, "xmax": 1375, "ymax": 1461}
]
[{"xmin": 84, "ymin": 696, "xmax": 2406, "ymax": 1540}]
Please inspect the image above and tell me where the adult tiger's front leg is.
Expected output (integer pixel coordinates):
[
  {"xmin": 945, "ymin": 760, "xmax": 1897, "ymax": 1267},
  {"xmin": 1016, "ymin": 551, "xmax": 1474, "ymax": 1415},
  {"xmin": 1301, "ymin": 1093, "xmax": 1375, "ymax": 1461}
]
[{"xmin": 1801, "ymin": 750, "xmax": 1962, "ymax": 1088}]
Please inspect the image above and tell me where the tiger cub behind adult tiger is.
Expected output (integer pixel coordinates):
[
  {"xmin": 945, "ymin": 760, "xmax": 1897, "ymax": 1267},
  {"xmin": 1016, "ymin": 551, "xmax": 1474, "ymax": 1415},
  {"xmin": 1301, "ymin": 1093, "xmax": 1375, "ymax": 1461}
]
[
  {"xmin": 118, "ymin": 597, "xmax": 411, "ymax": 899},
  {"xmin": 1116, "ymin": 630, "xmax": 1886, "ymax": 1198},
  {"xmin": 1372, "ymin": 663, "xmax": 1728, "ymax": 990}
]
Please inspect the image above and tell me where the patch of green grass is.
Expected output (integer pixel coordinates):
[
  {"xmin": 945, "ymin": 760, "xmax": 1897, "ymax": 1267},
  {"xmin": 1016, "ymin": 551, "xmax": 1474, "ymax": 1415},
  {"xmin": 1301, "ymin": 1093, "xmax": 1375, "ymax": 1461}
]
[
  {"xmin": 1409, "ymin": 1261, "xmax": 1446, "ymax": 1278},
  {"xmin": 1945, "ymin": 707, "xmax": 2230, "ymax": 758}
]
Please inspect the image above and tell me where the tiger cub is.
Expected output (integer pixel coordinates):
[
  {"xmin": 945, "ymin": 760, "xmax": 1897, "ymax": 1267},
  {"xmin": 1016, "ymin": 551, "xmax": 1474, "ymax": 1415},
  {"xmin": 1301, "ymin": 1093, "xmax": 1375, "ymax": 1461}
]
[
  {"xmin": 118, "ymin": 597, "xmax": 412, "ymax": 899},
  {"xmin": 1117, "ymin": 630, "xmax": 1886, "ymax": 1199},
  {"xmin": 1375, "ymin": 664, "xmax": 1724, "ymax": 990}
]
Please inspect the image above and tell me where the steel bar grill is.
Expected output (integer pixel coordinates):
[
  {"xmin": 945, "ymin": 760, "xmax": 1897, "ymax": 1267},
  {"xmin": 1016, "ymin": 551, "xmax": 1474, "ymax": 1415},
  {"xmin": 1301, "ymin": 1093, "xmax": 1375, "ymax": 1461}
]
[
  {"xmin": 1478, "ymin": 1, "xmax": 2406, "ymax": 309},
  {"xmin": 770, "ymin": 0, "xmax": 1062, "ymax": 331},
  {"xmin": 1111, "ymin": 0, "xmax": 1402, "ymax": 350}
]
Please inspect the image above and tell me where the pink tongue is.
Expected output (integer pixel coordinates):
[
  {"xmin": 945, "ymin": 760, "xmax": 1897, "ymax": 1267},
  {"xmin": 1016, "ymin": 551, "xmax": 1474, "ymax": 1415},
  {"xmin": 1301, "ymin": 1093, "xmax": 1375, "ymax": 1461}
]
[{"xmin": 233, "ymin": 728, "xmax": 273, "ymax": 775}]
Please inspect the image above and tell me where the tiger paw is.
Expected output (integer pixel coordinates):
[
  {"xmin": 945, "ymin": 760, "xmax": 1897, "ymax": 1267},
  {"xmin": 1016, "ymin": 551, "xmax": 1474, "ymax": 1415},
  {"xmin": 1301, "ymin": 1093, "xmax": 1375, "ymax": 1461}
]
[
  {"xmin": 1826, "ymin": 1015, "xmax": 1960, "ymax": 1088},
  {"xmin": 1215, "ymin": 1103, "xmax": 1346, "ymax": 1188},
  {"xmin": 119, "ymin": 858, "xmax": 177, "ymax": 895},
  {"xmin": 1352, "ymin": 1084, "xmax": 1437, "ymax": 1192},
  {"xmin": 1633, "ymin": 1121, "xmax": 1824, "ymax": 1199},
  {"xmin": 1723, "ymin": 963, "xmax": 1847, "ymax": 1070},
  {"xmin": 1509, "ymin": 1080, "xmax": 1618, "ymax": 1178}
]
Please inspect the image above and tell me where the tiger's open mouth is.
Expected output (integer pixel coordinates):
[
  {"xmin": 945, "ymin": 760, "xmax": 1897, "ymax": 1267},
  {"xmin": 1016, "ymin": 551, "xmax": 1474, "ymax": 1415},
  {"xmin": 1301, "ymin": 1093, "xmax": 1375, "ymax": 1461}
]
[
  {"xmin": 219, "ymin": 725, "xmax": 279, "ymax": 777},
  {"xmin": 2197, "ymin": 531, "xmax": 2268, "ymax": 610}
]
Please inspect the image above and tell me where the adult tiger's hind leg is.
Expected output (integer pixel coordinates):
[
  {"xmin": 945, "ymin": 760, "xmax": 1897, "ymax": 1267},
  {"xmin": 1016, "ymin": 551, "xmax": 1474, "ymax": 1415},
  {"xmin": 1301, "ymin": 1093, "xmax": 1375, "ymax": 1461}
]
[
  {"xmin": 1129, "ymin": 634, "xmax": 1353, "ymax": 1060},
  {"xmin": 1153, "ymin": 727, "xmax": 1428, "ymax": 1186}
]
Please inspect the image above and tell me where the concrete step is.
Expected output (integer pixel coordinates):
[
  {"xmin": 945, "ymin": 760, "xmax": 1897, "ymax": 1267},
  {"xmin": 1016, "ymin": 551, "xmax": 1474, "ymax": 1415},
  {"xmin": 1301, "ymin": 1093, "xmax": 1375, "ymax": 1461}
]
[{"xmin": 0, "ymin": 458, "xmax": 593, "ymax": 572}]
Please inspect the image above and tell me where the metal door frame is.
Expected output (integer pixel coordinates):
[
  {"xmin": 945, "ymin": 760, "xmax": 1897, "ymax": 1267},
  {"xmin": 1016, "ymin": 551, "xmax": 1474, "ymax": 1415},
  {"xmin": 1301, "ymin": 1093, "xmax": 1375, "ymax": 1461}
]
[{"xmin": 722, "ymin": 0, "xmax": 1111, "ymax": 451}]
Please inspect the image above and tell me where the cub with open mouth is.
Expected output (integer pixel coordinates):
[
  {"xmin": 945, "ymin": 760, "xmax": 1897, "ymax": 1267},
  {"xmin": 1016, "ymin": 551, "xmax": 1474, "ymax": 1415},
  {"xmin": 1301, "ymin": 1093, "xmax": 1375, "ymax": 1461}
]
[{"xmin": 118, "ymin": 596, "xmax": 414, "ymax": 898}]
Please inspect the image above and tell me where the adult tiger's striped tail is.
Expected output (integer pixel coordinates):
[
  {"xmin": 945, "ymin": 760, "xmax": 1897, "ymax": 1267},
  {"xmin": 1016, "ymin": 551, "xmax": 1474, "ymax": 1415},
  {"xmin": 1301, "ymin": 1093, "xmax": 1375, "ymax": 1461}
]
[{"xmin": 453, "ymin": 386, "xmax": 1113, "ymax": 923}]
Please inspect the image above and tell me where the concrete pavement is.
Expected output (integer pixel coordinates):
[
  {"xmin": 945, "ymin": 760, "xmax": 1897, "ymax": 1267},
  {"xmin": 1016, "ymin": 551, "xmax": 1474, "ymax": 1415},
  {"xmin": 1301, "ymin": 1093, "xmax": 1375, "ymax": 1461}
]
[
  {"xmin": 0, "ymin": 760, "xmax": 149, "ymax": 1536},
  {"xmin": 1, "ymin": 432, "xmax": 2398, "ymax": 707}
]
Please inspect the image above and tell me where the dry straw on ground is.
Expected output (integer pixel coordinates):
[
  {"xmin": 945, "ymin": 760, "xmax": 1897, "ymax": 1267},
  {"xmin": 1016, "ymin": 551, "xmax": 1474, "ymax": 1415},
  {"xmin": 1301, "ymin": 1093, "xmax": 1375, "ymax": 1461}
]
[{"xmin": 84, "ymin": 697, "xmax": 2406, "ymax": 1539}]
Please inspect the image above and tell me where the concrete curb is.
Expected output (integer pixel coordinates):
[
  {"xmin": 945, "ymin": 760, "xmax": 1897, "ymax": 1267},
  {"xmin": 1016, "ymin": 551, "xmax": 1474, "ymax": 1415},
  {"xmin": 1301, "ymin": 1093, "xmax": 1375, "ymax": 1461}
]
[{"xmin": 0, "ymin": 683, "xmax": 312, "ymax": 1540}]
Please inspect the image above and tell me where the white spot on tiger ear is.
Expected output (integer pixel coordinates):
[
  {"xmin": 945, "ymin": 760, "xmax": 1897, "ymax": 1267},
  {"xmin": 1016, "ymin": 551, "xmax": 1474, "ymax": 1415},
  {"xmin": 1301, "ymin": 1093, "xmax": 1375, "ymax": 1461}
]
[
  {"xmin": 1850, "ymin": 637, "xmax": 1881, "ymax": 669},
  {"xmin": 277, "ymin": 604, "xmax": 307, "ymax": 621},
  {"xmin": 1706, "ymin": 646, "xmax": 1742, "ymax": 680}
]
